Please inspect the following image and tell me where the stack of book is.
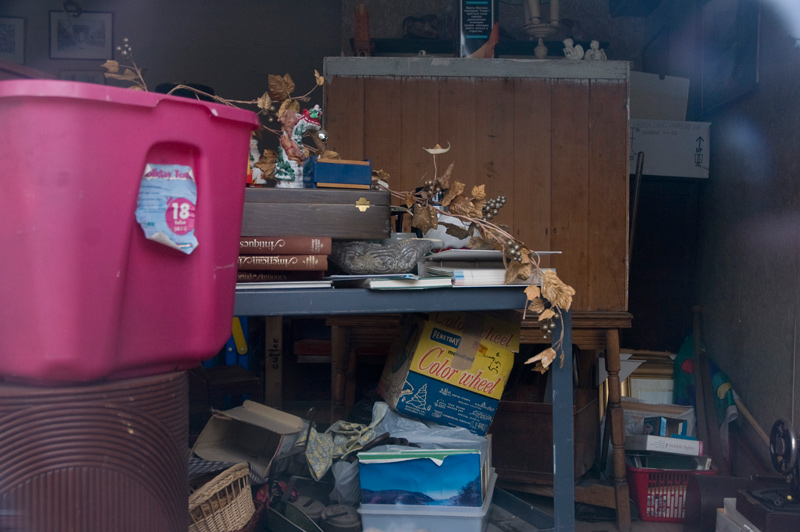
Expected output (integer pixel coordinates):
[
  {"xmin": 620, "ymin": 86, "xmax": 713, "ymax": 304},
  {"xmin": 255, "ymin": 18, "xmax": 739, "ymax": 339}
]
[
  {"xmin": 419, "ymin": 249, "xmax": 559, "ymax": 287},
  {"xmin": 237, "ymin": 236, "xmax": 332, "ymax": 287}
]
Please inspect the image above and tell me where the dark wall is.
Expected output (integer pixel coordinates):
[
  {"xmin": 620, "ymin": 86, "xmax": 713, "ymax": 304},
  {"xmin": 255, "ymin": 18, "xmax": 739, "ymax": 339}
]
[{"xmin": 1, "ymin": 0, "xmax": 341, "ymax": 105}]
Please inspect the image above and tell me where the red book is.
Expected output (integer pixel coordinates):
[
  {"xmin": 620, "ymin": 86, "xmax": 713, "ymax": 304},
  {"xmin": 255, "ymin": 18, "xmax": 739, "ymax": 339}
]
[
  {"xmin": 239, "ymin": 236, "xmax": 332, "ymax": 255},
  {"xmin": 237, "ymin": 270, "xmax": 325, "ymax": 282},
  {"xmin": 238, "ymin": 254, "xmax": 328, "ymax": 271}
]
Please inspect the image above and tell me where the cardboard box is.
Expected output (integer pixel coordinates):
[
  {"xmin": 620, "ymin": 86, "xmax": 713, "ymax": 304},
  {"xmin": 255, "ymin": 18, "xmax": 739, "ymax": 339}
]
[
  {"xmin": 625, "ymin": 434, "xmax": 703, "ymax": 457},
  {"xmin": 358, "ymin": 449, "xmax": 485, "ymax": 506},
  {"xmin": 313, "ymin": 158, "xmax": 371, "ymax": 189},
  {"xmin": 192, "ymin": 400, "xmax": 305, "ymax": 477},
  {"xmin": 378, "ymin": 311, "xmax": 521, "ymax": 435},
  {"xmin": 644, "ymin": 416, "xmax": 688, "ymax": 437},
  {"xmin": 630, "ymin": 119, "xmax": 711, "ymax": 178},
  {"xmin": 630, "ymin": 71, "xmax": 690, "ymax": 121}
]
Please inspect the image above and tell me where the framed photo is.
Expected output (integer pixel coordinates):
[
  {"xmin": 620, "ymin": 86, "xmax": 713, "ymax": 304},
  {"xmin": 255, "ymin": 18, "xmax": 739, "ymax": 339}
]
[
  {"xmin": 701, "ymin": 0, "xmax": 760, "ymax": 115},
  {"xmin": 49, "ymin": 11, "xmax": 113, "ymax": 60},
  {"xmin": 59, "ymin": 69, "xmax": 106, "ymax": 84},
  {"xmin": 0, "ymin": 17, "xmax": 25, "ymax": 64}
]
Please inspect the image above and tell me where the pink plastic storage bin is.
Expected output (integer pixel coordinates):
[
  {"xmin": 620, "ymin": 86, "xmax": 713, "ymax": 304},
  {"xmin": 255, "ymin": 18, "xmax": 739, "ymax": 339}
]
[{"xmin": 0, "ymin": 80, "xmax": 260, "ymax": 383}]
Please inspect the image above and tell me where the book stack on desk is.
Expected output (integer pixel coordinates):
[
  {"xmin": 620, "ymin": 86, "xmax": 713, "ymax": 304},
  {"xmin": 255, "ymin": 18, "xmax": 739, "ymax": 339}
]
[
  {"xmin": 419, "ymin": 249, "xmax": 559, "ymax": 287},
  {"xmin": 237, "ymin": 236, "xmax": 331, "ymax": 286}
]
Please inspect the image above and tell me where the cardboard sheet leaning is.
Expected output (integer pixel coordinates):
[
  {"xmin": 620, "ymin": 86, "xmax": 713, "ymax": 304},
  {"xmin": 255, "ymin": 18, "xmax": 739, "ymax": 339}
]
[{"xmin": 378, "ymin": 311, "xmax": 521, "ymax": 435}]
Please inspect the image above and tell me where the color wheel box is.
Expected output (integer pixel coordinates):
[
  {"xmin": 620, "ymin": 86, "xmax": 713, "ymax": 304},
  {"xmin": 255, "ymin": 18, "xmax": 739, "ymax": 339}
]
[
  {"xmin": 377, "ymin": 311, "xmax": 521, "ymax": 435},
  {"xmin": 358, "ymin": 449, "xmax": 486, "ymax": 506},
  {"xmin": 358, "ymin": 470, "xmax": 497, "ymax": 532}
]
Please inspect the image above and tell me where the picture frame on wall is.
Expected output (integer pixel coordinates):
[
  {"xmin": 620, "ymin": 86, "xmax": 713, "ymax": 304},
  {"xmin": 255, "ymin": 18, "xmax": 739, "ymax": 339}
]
[
  {"xmin": 0, "ymin": 17, "xmax": 25, "ymax": 64},
  {"xmin": 701, "ymin": 0, "xmax": 760, "ymax": 115},
  {"xmin": 49, "ymin": 11, "xmax": 113, "ymax": 60}
]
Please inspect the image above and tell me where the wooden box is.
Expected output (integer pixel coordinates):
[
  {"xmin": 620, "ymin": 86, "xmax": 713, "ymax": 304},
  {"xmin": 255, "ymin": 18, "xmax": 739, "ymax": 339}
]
[
  {"xmin": 241, "ymin": 188, "xmax": 391, "ymax": 239},
  {"xmin": 489, "ymin": 389, "xmax": 599, "ymax": 485}
]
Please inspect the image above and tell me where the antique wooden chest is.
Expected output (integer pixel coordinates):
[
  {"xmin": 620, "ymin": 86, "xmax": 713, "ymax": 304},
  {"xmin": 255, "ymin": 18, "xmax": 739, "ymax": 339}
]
[{"xmin": 241, "ymin": 188, "xmax": 391, "ymax": 239}]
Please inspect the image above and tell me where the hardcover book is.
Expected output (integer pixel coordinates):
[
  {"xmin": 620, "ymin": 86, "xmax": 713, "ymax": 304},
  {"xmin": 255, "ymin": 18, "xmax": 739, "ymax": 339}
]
[
  {"xmin": 237, "ymin": 270, "xmax": 325, "ymax": 282},
  {"xmin": 238, "ymin": 254, "xmax": 328, "ymax": 271},
  {"xmin": 239, "ymin": 236, "xmax": 332, "ymax": 255}
]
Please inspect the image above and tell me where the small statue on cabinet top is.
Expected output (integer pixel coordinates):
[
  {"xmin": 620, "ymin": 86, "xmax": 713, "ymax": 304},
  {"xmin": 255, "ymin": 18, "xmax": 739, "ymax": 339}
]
[
  {"xmin": 274, "ymin": 105, "xmax": 322, "ymax": 188},
  {"xmin": 248, "ymin": 137, "xmax": 266, "ymax": 185},
  {"xmin": 562, "ymin": 38, "xmax": 584, "ymax": 61},
  {"xmin": 584, "ymin": 40, "xmax": 607, "ymax": 61}
]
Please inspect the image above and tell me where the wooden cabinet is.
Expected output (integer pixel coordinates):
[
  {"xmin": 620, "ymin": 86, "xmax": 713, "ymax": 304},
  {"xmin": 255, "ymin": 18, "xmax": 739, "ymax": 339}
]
[{"xmin": 323, "ymin": 57, "xmax": 630, "ymax": 312}]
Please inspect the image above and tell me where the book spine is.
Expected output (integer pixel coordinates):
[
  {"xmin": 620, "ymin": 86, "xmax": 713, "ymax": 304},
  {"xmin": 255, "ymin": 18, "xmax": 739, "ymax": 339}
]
[
  {"xmin": 237, "ymin": 270, "xmax": 324, "ymax": 282},
  {"xmin": 239, "ymin": 236, "xmax": 332, "ymax": 255},
  {"xmin": 238, "ymin": 254, "xmax": 328, "ymax": 271}
]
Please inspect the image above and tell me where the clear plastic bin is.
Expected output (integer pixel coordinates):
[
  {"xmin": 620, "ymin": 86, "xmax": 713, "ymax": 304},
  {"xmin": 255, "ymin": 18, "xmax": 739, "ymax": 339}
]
[{"xmin": 358, "ymin": 471, "xmax": 497, "ymax": 532}]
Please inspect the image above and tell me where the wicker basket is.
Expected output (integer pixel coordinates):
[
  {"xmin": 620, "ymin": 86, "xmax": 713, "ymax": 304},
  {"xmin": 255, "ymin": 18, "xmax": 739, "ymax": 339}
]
[{"xmin": 189, "ymin": 463, "xmax": 256, "ymax": 532}]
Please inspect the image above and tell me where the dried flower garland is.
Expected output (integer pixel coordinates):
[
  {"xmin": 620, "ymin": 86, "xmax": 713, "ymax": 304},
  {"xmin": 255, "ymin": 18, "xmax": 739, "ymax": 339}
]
[{"xmin": 101, "ymin": 50, "xmax": 575, "ymax": 372}]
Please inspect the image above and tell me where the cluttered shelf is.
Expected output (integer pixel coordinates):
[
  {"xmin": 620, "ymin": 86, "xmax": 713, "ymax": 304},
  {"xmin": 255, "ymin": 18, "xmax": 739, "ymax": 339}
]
[{"xmin": 232, "ymin": 285, "xmax": 578, "ymax": 531}]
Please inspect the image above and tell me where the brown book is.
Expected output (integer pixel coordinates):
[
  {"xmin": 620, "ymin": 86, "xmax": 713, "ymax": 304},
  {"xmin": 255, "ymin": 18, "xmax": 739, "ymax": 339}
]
[
  {"xmin": 237, "ymin": 270, "xmax": 325, "ymax": 282},
  {"xmin": 238, "ymin": 254, "xmax": 328, "ymax": 271},
  {"xmin": 239, "ymin": 236, "xmax": 332, "ymax": 255}
]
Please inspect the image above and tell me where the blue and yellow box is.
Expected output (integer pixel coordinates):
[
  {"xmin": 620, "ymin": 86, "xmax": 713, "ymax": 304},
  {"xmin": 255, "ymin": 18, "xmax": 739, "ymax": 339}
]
[
  {"xmin": 377, "ymin": 311, "xmax": 521, "ymax": 435},
  {"xmin": 312, "ymin": 158, "xmax": 371, "ymax": 189}
]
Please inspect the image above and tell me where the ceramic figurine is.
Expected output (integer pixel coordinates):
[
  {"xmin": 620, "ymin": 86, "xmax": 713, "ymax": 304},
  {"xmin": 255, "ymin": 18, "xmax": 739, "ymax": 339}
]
[
  {"xmin": 275, "ymin": 105, "xmax": 322, "ymax": 188},
  {"xmin": 249, "ymin": 137, "xmax": 266, "ymax": 185},
  {"xmin": 562, "ymin": 38, "xmax": 584, "ymax": 61},
  {"xmin": 584, "ymin": 40, "xmax": 607, "ymax": 61},
  {"xmin": 534, "ymin": 38, "xmax": 548, "ymax": 59}
]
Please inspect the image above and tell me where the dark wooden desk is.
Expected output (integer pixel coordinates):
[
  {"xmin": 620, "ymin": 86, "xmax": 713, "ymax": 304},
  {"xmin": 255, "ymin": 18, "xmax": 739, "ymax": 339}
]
[{"xmin": 234, "ymin": 286, "xmax": 579, "ymax": 531}]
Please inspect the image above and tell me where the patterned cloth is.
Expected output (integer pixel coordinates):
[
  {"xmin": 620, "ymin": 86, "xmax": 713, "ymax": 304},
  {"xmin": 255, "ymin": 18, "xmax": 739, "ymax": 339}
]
[{"xmin": 302, "ymin": 421, "xmax": 378, "ymax": 481}]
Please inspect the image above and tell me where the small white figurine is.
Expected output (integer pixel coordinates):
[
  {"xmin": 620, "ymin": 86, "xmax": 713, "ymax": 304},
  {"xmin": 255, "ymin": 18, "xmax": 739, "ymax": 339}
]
[
  {"xmin": 249, "ymin": 137, "xmax": 266, "ymax": 185},
  {"xmin": 584, "ymin": 40, "xmax": 607, "ymax": 61},
  {"xmin": 562, "ymin": 38, "xmax": 584, "ymax": 61}
]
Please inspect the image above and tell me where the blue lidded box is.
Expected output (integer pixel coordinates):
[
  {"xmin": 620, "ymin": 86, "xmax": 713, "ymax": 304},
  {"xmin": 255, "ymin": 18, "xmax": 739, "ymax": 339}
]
[{"xmin": 312, "ymin": 157, "xmax": 371, "ymax": 189}]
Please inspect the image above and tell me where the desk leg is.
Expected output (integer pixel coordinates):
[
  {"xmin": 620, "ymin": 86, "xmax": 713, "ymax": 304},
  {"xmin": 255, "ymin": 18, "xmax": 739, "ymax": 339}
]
[
  {"xmin": 331, "ymin": 325, "xmax": 351, "ymax": 423},
  {"xmin": 264, "ymin": 316, "xmax": 283, "ymax": 409},
  {"xmin": 605, "ymin": 329, "xmax": 631, "ymax": 532}
]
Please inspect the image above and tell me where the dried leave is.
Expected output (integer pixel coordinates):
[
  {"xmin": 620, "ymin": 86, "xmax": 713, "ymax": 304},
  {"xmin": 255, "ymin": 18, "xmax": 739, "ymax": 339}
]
[
  {"xmin": 129, "ymin": 85, "xmax": 146, "ymax": 91},
  {"xmin": 448, "ymin": 195, "xmax": 473, "ymax": 217},
  {"xmin": 102, "ymin": 60, "xmax": 120, "ymax": 73},
  {"xmin": 467, "ymin": 237, "xmax": 492, "ymax": 250},
  {"xmin": 314, "ymin": 69, "xmax": 324, "ymax": 86},
  {"xmin": 372, "ymin": 169, "xmax": 390, "ymax": 182},
  {"xmin": 538, "ymin": 308, "xmax": 556, "ymax": 321},
  {"xmin": 519, "ymin": 247, "xmax": 533, "ymax": 265},
  {"xmin": 527, "ymin": 298, "xmax": 546, "ymax": 314},
  {"xmin": 441, "ymin": 222, "xmax": 471, "ymax": 240},
  {"xmin": 319, "ymin": 150, "xmax": 340, "ymax": 160},
  {"xmin": 255, "ymin": 150, "xmax": 277, "ymax": 178},
  {"xmin": 256, "ymin": 92, "xmax": 272, "ymax": 111},
  {"xmin": 269, "ymin": 73, "xmax": 295, "ymax": 101},
  {"xmin": 524, "ymin": 285, "xmax": 541, "ymax": 301},
  {"xmin": 525, "ymin": 347, "xmax": 556, "ymax": 374},
  {"xmin": 104, "ymin": 69, "xmax": 138, "ymax": 82},
  {"xmin": 466, "ymin": 199, "xmax": 484, "ymax": 219},
  {"xmin": 404, "ymin": 192, "xmax": 416, "ymax": 208},
  {"xmin": 438, "ymin": 162, "xmax": 454, "ymax": 189},
  {"xmin": 505, "ymin": 260, "xmax": 532, "ymax": 284},
  {"xmin": 411, "ymin": 204, "xmax": 438, "ymax": 233},
  {"xmin": 277, "ymin": 99, "xmax": 300, "ymax": 120},
  {"xmin": 441, "ymin": 180, "xmax": 464, "ymax": 207},
  {"xmin": 541, "ymin": 270, "xmax": 576, "ymax": 311},
  {"xmin": 423, "ymin": 142, "xmax": 451, "ymax": 155},
  {"xmin": 471, "ymin": 184, "xmax": 486, "ymax": 201}
]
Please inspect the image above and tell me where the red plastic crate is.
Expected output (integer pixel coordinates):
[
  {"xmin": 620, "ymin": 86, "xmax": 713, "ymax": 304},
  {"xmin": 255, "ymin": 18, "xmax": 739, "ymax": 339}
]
[{"xmin": 626, "ymin": 463, "xmax": 717, "ymax": 523}]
